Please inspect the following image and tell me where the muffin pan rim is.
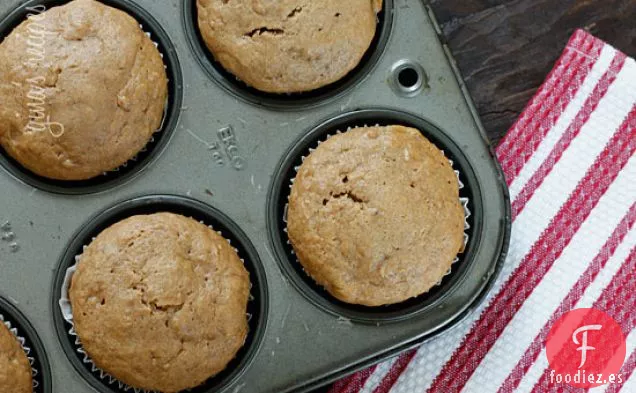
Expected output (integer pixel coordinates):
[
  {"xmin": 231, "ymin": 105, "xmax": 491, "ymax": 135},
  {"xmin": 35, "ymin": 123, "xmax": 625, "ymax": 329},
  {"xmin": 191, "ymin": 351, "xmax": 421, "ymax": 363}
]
[
  {"xmin": 181, "ymin": 0, "xmax": 395, "ymax": 111},
  {"xmin": 50, "ymin": 194, "xmax": 270, "ymax": 393},
  {"xmin": 0, "ymin": 0, "xmax": 184, "ymax": 195}
]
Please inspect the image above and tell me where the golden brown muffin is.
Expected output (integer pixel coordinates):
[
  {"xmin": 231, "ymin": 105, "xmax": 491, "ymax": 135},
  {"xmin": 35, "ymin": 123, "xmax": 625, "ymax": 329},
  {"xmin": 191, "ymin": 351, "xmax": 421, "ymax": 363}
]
[
  {"xmin": 0, "ymin": 0, "xmax": 168, "ymax": 180},
  {"xmin": 69, "ymin": 213, "xmax": 250, "ymax": 393},
  {"xmin": 0, "ymin": 321, "xmax": 32, "ymax": 393},
  {"xmin": 287, "ymin": 126, "xmax": 465, "ymax": 306},
  {"xmin": 196, "ymin": 0, "xmax": 383, "ymax": 93}
]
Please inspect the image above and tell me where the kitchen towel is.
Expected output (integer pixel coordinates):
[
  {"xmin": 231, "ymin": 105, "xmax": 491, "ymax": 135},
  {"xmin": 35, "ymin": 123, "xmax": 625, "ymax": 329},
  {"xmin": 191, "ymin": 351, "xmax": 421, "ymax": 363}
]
[{"xmin": 329, "ymin": 29, "xmax": 636, "ymax": 393}]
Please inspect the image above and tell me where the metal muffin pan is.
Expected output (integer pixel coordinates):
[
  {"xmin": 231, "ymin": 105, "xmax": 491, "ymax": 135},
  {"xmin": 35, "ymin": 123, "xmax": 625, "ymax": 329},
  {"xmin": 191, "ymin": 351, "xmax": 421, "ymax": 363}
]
[{"xmin": 0, "ymin": 0, "xmax": 511, "ymax": 392}]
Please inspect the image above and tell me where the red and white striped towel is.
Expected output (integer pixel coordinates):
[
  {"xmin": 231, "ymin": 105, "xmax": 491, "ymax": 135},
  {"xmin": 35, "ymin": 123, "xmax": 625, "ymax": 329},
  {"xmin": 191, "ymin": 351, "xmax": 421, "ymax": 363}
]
[{"xmin": 329, "ymin": 29, "xmax": 636, "ymax": 393}]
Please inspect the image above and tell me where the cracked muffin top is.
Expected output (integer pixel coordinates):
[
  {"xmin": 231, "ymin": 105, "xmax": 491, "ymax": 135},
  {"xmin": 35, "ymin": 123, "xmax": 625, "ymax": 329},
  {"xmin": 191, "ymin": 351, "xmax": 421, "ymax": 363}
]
[
  {"xmin": 0, "ymin": 0, "xmax": 167, "ymax": 180},
  {"xmin": 196, "ymin": 0, "xmax": 383, "ymax": 93},
  {"xmin": 0, "ymin": 321, "xmax": 32, "ymax": 393},
  {"xmin": 69, "ymin": 213, "xmax": 250, "ymax": 393},
  {"xmin": 287, "ymin": 126, "xmax": 465, "ymax": 306}
]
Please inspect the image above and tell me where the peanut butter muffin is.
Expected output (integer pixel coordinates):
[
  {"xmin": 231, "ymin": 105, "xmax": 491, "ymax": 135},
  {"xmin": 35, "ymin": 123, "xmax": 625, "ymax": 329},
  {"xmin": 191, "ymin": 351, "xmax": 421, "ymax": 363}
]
[
  {"xmin": 196, "ymin": 0, "xmax": 383, "ymax": 93},
  {"xmin": 287, "ymin": 126, "xmax": 465, "ymax": 306},
  {"xmin": 0, "ymin": 0, "xmax": 168, "ymax": 180},
  {"xmin": 0, "ymin": 321, "xmax": 32, "ymax": 393},
  {"xmin": 69, "ymin": 213, "xmax": 250, "ymax": 392}
]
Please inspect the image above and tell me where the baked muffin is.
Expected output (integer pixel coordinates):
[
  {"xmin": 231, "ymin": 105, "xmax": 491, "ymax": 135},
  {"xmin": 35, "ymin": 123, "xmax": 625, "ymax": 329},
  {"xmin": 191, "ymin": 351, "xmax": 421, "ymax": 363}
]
[
  {"xmin": 196, "ymin": 0, "xmax": 383, "ymax": 93},
  {"xmin": 69, "ymin": 213, "xmax": 250, "ymax": 392},
  {"xmin": 287, "ymin": 126, "xmax": 465, "ymax": 306},
  {"xmin": 0, "ymin": 321, "xmax": 32, "ymax": 393},
  {"xmin": 0, "ymin": 0, "xmax": 168, "ymax": 180}
]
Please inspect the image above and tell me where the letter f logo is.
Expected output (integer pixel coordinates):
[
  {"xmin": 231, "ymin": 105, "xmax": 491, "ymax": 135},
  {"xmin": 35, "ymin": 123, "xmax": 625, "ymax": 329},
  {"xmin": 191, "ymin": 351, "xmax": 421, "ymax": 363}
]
[{"xmin": 572, "ymin": 324, "xmax": 602, "ymax": 368}]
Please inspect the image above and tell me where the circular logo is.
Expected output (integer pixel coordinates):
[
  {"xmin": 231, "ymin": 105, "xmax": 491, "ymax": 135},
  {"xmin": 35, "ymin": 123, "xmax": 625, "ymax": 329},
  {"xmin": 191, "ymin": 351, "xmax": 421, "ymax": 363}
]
[{"xmin": 546, "ymin": 308, "xmax": 626, "ymax": 388}]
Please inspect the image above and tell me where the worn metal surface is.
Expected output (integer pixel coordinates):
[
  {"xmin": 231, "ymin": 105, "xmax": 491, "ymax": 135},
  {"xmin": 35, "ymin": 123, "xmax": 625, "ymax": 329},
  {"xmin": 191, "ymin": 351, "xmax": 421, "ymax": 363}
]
[{"xmin": 0, "ymin": 0, "xmax": 509, "ymax": 392}]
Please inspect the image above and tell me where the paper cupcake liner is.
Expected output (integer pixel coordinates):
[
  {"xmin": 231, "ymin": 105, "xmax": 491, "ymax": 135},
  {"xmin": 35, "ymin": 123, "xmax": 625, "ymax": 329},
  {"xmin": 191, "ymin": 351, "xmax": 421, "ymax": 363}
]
[
  {"xmin": 0, "ymin": 313, "xmax": 41, "ymax": 391},
  {"xmin": 283, "ymin": 125, "xmax": 472, "ymax": 294},
  {"xmin": 58, "ymin": 221, "xmax": 253, "ymax": 393},
  {"xmin": 100, "ymin": 25, "xmax": 170, "ymax": 177}
]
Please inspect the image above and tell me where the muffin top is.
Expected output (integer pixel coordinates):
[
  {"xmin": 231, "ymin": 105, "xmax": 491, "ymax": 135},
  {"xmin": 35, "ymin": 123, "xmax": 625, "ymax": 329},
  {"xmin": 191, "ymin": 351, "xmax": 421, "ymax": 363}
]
[
  {"xmin": 0, "ymin": 321, "xmax": 32, "ymax": 393},
  {"xmin": 0, "ymin": 0, "xmax": 167, "ymax": 180},
  {"xmin": 69, "ymin": 213, "xmax": 250, "ymax": 393},
  {"xmin": 287, "ymin": 126, "xmax": 465, "ymax": 306},
  {"xmin": 196, "ymin": 0, "xmax": 383, "ymax": 93}
]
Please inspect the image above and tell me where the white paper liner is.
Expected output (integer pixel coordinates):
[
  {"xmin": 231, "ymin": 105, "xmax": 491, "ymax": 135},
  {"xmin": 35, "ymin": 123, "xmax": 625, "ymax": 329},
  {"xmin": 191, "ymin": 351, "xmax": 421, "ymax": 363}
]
[
  {"xmin": 59, "ymin": 220, "xmax": 253, "ymax": 393},
  {"xmin": 283, "ymin": 125, "xmax": 472, "ymax": 295},
  {"xmin": 0, "ymin": 313, "xmax": 40, "ymax": 390},
  {"xmin": 101, "ymin": 25, "xmax": 169, "ymax": 177}
]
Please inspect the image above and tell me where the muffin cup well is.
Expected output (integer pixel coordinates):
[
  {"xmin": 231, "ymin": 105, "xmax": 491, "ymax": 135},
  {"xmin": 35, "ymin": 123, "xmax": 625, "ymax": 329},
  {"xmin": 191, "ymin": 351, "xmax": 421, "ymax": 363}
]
[
  {"xmin": 0, "ymin": 296, "xmax": 52, "ymax": 393},
  {"xmin": 182, "ymin": 0, "xmax": 394, "ymax": 110},
  {"xmin": 0, "ymin": 0, "xmax": 183, "ymax": 195},
  {"xmin": 267, "ymin": 109, "xmax": 483, "ymax": 324},
  {"xmin": 52, "ymin": 195, "xmax": 268, "ymax": 393},
  {"xmin": 284, "ymin": 132, "xmax": 471, "ymax": 286}
]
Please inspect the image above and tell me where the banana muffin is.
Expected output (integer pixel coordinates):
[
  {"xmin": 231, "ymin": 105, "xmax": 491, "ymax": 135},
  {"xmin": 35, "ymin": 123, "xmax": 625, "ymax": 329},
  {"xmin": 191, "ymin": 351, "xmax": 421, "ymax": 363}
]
[
  {"xmin": 0, "ymin": 321, "xmax": 32, "ymax": 393},
  {"xmin": 196, "ymin": 0, "xmax": 383, "ymax": 93},
  {"xmin": 0, "ymin": 0, "xmax": 168, "ymax": 180},
  {"xmin": 287, "ymin": 126, "xmax": 465, "ymax": 306},
  {"xmin": 69, "ymin": 213, "xmax": 250, "ymax": 392}
]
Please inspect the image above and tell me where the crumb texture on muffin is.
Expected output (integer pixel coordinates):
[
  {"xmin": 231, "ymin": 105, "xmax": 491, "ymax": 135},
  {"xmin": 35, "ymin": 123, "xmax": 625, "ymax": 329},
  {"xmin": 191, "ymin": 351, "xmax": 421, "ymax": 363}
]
[
  {"xmin": 287, "ymin": 126, "xmax": 465, "ymax": 306},
  {"xmin": 69, "ymin": 213, "xmax": 250, "ymax": 393},
  {"xmin": 196, "ymin": 0, "xmax": 383, "ymax": 93},
  {"xmin": 0, "ymin": 321, "xmax": 33, "ymax": 393},
  {"xmin": 0, "ymin": 0, "xmax": 168, "ymax": 180}
]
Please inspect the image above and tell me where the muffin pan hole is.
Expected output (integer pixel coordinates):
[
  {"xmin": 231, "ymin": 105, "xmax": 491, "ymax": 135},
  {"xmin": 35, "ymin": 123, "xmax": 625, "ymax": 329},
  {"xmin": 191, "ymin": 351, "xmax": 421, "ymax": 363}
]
[
  {"xmin": 267, "ymin": 109, "xmax": 483, "ymax": 324},
  {"xmin": 182, "ymin": 0, "xmax": 394, "ymax": 110},
  {"xmin": 0, "ymin": 297, "xmax": 52, "ymax": 393},
  {"xmin": 52, "ymin": 195, "xmax": 268, "ymax": 393},
  {"xmin": 0, "ymin": 0, "xmax": 183, "ymax": 195},
  {"xmin": 399, "ymin": 67, "xmax": 419, "ymax": 88},
  {"xmin": 390, "ymin": 59, "xmax": 428, "ymax": 97}
]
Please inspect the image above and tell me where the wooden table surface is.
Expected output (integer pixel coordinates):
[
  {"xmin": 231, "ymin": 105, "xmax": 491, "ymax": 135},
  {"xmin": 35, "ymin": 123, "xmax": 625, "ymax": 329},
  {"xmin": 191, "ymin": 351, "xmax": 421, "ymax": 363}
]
[
  {"xmin": 311, "ymin": 1, "xmax": 634, "ymax": 391},
  {"xmin": 429, "ymin": 0, "xmax": 636, "ymax": 146}
]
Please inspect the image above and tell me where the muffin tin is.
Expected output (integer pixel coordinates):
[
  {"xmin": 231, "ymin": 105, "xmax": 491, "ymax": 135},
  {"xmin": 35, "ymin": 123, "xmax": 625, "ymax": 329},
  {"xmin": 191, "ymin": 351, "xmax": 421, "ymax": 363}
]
[{"xmin": 0, "ymin": 0, "xmax": 511, "ymax": 392}]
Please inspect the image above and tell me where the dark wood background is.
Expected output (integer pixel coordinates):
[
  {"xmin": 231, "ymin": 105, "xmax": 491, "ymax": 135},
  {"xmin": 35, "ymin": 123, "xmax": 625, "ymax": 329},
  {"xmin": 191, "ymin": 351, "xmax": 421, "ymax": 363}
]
[
  {"xmin": 312, "ymin": 1, "xmax": 634, "ymax": 391},
  {"xmin": 429, "ymin": 0, "xmax": 636, "ymax": 146}
]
